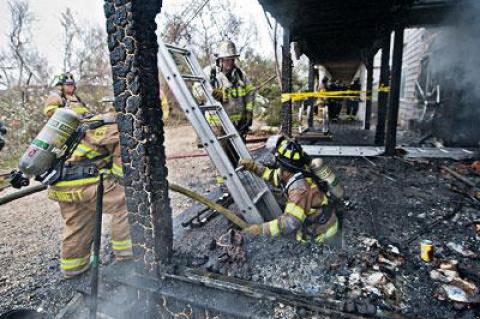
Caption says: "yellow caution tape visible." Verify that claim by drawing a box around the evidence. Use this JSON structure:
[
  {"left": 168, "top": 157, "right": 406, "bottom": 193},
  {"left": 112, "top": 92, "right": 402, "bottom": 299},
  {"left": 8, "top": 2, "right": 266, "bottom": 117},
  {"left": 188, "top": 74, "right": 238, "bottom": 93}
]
[
  {"left": 378, "top": 84, "right": 390, "bottom": 93},
  {"left": 281, "top": 86, "right": 390, "bottom": 103}
]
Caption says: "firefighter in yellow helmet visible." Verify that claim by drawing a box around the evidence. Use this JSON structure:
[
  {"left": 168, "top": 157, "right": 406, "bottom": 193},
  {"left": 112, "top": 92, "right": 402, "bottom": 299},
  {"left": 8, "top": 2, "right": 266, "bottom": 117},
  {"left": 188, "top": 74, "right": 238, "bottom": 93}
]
[
  {"left": 43, "top": 72, "right": 91, "bottom": 118},
  {"left": 47, "top": 110, "right": 132, "bottom": 278},
  {"left": 239, "top": 137, "right": 339, "bottom": 244}
]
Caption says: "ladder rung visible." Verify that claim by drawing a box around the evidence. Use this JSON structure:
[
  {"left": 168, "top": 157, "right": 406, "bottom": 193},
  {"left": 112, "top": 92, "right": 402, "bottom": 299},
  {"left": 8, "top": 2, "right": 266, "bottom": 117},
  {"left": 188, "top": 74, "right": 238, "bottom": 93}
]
[
  {"left": 165, "top": 43, "right": 189, "bottom": 55},
  {"left": 253, "top": 189, "right": 268, "bottom": 204},
  {"left": 182, "top": 75, "right": 205, "bottom": 82},
  {"left": 217, "top": 133, "right": 236, "bottom": 141},
  {"left": 199, "top": 105, "right": 219, "bottom": 111}
]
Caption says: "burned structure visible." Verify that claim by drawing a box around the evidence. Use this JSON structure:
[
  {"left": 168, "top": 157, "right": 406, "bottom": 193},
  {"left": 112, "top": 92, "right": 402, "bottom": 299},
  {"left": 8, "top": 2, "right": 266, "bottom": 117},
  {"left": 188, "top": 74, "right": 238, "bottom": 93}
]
[
  {"left": 105, "top": 0, "right": 172, "bottom": 274},
  {"left": 51, "top": 0, "right": 480, "bottom": 317},
  {"left": 261, "top": 0, "right": 479, "bottom": 152}
]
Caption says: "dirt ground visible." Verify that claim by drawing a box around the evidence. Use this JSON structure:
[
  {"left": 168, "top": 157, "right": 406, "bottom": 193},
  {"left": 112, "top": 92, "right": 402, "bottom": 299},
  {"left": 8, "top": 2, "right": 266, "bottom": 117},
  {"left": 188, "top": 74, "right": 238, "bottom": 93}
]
[
  {"left": 0, "top": 124, "right": 214, "bottom": 315},
  {"left": 2, "top": 123, "right": 480, "bottom": 318}
]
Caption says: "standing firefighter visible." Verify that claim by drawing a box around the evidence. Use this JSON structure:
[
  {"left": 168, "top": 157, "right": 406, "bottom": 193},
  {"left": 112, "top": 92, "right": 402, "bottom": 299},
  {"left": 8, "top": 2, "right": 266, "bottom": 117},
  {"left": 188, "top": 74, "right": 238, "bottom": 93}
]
[
  {"left": 198, "top": 40, "right": 255, "bottom": 139},
  {"left": 194, "top": 40, "right": 255, "bottom": 190},
  {"left": 43, "top": 72, "right": 91, "bottom": 118},
  {"left": 239, "top": 137, "right": 342, "bottom": 244},
  {"left": 13, "top": 108, "right": 132, "bottom": 278}
]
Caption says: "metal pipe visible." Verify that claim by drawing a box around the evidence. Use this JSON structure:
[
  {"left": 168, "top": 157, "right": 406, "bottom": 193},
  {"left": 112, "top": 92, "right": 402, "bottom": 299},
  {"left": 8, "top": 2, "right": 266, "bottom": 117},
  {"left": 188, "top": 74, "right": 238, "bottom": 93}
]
[
  {"left": 375, "top": 33, "right": 392, "bottom": 145},
  {"left": 385, "top": 26, "right": 404, "bottom": 155},
  {"left": 281, "top": 29, "right": 293, "bottom": 137},
  {"left": 89, "top": 174, "right": 104, "bottom": 319}
]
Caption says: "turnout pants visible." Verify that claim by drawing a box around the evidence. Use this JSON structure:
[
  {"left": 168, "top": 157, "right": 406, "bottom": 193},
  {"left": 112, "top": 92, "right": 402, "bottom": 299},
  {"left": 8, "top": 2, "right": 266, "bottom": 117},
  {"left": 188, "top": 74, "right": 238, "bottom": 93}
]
[{"left": 53, "top": 180, "right": 132, "bottom": 277}]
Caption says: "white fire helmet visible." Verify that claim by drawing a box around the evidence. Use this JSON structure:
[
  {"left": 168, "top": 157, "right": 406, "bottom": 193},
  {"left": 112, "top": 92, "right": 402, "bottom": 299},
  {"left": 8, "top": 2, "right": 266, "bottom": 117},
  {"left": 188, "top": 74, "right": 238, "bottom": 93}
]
[{"left": 215, "top": 40, "right": 240, "bottom": 60}]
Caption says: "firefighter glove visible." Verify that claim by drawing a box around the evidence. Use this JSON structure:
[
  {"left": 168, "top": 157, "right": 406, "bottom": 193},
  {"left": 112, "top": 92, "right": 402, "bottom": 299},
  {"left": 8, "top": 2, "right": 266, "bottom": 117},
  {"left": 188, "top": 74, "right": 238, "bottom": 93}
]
[
  {"left": 212, "top": 88, "right": 224, "bottom": 102},
  {"left": 10, "top": 170, "right": 29, "bottom": 189},
  {"left": 243, "top": 224, "right": 262, "bottom": 236},
  {"left": 238, "top": 158, "right": 256, "bottom": 172}
]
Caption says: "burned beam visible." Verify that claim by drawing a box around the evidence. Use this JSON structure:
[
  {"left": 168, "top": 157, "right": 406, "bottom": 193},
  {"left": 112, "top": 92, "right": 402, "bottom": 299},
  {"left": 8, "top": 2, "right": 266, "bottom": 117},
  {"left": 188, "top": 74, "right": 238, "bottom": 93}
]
[
  {"left": 104, "top": 0, "right": 173, "bottom": 275},
  {"left": 101, "top": 263, "right": 411, "bottom": 319},
  {"left": 281, "top": 28, "right": 293, "bottom": 137},
  {"left": 364, "top": 54, "right": 374, "bottom": 130},
  {"left": 385, "top": 25, "right": 404, "bottom": 156},
  {"left": 375, "top": 33, "right": 391, "bottom": 145}
]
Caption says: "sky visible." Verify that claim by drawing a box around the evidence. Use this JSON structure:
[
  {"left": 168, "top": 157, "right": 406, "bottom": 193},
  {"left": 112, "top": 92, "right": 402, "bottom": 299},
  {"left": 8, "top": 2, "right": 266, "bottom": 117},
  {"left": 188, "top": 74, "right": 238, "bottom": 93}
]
[{"left": 0, "top": 0, "right": 274, "bottom": 77}]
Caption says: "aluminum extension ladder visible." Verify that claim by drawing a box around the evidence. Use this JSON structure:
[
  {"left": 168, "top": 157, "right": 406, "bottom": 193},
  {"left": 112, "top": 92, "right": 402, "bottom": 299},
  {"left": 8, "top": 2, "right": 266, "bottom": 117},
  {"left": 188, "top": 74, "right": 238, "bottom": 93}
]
[{"left": 157, "top": 40, "right": 281, "bottom": 224}]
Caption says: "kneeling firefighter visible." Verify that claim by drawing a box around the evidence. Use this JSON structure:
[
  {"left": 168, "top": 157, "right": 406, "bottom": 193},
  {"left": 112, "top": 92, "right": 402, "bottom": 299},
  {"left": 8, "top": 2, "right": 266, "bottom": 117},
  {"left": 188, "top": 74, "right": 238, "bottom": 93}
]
[
  {"left": 11, "top": 108, "right": 132, "bottom": 278},
  {"left": 239, "top": 136, "right": 343, "bottom": 244}
]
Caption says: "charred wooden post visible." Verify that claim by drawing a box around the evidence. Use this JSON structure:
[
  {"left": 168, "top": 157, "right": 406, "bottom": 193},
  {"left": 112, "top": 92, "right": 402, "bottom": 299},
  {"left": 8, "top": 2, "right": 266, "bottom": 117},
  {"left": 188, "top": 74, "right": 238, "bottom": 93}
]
[
  {"left": 375, "top": 33, "right": 391, "bottom": 146},
  {"left": 281, "top": 29, "right": 293, "bottom": 137},
  {"left": 307, "top": 60, "right": 316, "bottom": 128},
  {"left": 364, "top": 54, "right": 374, "bottom": 130},
  {"left": 385, "top": 26, "right": 404, "bottom": 156},
  {"left": 104, "top": 0, "right": 172, "bottom": 275}
]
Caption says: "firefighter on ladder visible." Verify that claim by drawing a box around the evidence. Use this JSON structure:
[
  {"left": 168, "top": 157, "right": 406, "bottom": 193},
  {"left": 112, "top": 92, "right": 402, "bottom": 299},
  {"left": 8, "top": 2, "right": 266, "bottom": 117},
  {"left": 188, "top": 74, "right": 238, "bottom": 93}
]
[
  {"left": 43, "top": 72, "right": 91, "bottom": 118},
  {"left": 206, "top": 39, "right": 255, "bottom": 139},
  {"left": 194, "top": 39, "right": 255, "bottom": 190},
  {"left": 239, "top": 137, "right": 341, "bottom": 244}
]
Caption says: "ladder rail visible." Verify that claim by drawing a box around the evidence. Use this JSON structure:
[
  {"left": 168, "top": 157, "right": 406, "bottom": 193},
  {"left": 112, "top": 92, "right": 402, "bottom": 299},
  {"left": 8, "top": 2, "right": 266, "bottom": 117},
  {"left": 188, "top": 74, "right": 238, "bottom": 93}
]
[
  {"left": 185, "top": 51, "right": 280, "bottom": 218},
  {"left": 181, "top": 43, "right": 282, "bottom": 220},
  {"left": 158, "top": 40, "right": 282, "bottom": 222}
]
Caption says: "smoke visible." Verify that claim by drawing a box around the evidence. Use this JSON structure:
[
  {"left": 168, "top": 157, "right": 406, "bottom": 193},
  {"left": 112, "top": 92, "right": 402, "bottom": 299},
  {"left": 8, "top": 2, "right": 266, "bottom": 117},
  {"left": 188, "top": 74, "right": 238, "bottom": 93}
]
[{"left": 428, "top": 2, "right": 480, "bottom": 146}]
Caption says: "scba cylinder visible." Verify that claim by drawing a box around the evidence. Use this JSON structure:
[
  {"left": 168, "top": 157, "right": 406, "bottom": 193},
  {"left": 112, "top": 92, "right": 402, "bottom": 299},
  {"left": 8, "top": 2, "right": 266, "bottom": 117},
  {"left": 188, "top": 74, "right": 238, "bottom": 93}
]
[
  {"left": 310, "top": 158, "right": 344, "bottom": 199},
  {"left": 19, "top": 109, "right": 80, "bottom": 177}
]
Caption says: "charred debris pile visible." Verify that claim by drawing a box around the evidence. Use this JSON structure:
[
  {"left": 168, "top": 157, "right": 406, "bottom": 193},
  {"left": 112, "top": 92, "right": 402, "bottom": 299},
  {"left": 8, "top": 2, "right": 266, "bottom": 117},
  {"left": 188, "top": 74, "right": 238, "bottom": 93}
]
[{"left": 174, "top": 153, "right": 480, "bottom": 318}]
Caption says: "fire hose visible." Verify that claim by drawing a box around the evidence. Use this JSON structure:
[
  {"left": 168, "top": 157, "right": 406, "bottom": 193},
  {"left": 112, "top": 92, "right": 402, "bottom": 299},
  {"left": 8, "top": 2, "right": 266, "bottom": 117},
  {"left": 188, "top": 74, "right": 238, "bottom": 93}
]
[
  {"left": 0, "top": 178, "right": 248, "bottom": 319},
  {"left": 0, "top": 181, "right": 248, "bottom": 229}
]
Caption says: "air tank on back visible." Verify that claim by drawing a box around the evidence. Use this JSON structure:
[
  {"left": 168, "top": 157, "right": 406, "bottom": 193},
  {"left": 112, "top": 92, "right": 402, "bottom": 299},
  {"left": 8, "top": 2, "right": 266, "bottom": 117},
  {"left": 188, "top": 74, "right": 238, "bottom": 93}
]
[
  {"left": 310, "top": 158, "right": 344, "bottom": 199},
  {"left": 19, "top": 108, "right": 80, "bottom": 177}
]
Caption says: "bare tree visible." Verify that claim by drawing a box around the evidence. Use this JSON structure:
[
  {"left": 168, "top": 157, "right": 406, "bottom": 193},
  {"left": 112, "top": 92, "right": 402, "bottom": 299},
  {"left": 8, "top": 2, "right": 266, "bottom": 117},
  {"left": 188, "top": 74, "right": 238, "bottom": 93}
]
[
  {"left": 75, "top": 26, "right": 110, "bottom": 85},
  {"left": 4, "top": 0, "right": 45, "bottom": 87},
  {"left": 0, "top": 0, "right": 51, "bottom": 157},
  {"left": 160, "top": 0, "right": 257, "bottom": 63},
  {"left": 60, "top": 8, "right": 79, "bottom": 73},
  {"left": 0, "top": 0, "right": 48, "bottom": 109}
]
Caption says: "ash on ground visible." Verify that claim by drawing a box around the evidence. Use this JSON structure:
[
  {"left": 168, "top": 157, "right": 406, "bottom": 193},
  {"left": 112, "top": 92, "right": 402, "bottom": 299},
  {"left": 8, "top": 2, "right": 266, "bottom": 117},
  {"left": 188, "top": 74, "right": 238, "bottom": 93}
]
[{"left": 174, "top": 153, "right": 480, "bottom": 319}]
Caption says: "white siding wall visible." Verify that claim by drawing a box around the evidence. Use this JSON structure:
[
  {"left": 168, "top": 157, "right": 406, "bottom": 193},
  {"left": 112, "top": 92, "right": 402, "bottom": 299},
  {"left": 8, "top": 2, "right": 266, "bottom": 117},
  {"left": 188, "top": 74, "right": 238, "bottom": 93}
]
[{"left": 398, "top": 28, "right": 431, "bottom": 129}]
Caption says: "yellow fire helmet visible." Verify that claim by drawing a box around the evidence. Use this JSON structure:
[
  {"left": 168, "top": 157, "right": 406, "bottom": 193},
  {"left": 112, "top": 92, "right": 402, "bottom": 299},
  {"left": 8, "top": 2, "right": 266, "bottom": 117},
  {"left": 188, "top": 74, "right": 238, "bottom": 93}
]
[
  {"left": 274, "top": 136, "right": 310, "bottom": 171},
  {"left": 55, "top": 72, "right": 76, "bottom": 86}
]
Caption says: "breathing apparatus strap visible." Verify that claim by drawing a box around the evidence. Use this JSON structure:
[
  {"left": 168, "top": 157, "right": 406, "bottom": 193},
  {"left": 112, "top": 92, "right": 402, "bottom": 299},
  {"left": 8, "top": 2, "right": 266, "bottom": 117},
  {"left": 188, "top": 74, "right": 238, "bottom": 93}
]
[
  {"left": 210, "top": 67, "right": 218, "bottom": 88},
  {"left": 283, "top": 172, "right": 303, "bottom": 194},
  {"left": 38, "top": 120, "right": 112, "bottom": 185}
]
